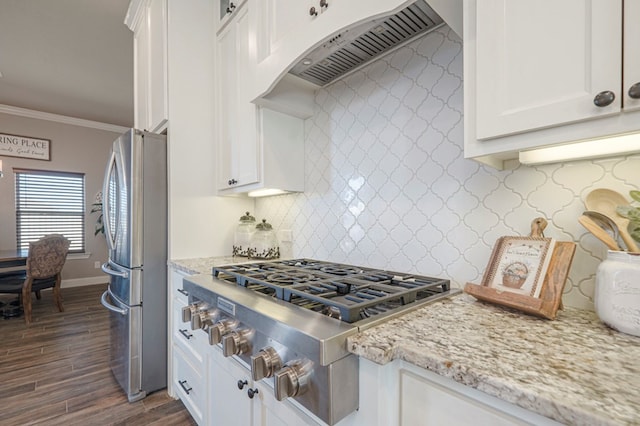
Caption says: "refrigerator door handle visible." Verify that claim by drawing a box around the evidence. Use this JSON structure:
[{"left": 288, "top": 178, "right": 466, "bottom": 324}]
[
  {"left": 102, "top": 260, "right": 129, "bottom": 279},
  {"left": 102, "top": 150, "right": 117, "bottom": 252},
  {"left": 101, "top": 290, "right": 128, "bottom": 315}
]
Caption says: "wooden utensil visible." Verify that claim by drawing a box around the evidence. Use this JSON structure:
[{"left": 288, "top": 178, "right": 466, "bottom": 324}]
[
  {"left": 578, "top": 215, "right": 621, "bottom": 251},
  {"left": 585, "top": 189, "right": 639, "bottom": 252}
]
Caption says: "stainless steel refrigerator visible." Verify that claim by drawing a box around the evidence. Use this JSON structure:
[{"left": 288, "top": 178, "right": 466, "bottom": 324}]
[{"left": 99, "top": 128, "right": 167, "bottom": 402}]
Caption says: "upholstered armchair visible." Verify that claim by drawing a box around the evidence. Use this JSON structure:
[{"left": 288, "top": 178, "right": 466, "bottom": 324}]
[{"left": 0, "top": 234, "right": 70, "bottom": 324}]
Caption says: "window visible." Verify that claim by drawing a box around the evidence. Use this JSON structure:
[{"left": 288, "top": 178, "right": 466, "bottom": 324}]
[{"left": 15, "top": 169, "right": 86, "bottom": 252}]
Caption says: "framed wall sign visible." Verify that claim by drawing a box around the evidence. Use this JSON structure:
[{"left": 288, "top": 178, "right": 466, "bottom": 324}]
[{"left": 0, "top": 132, "right": 51, "bottom": 161}]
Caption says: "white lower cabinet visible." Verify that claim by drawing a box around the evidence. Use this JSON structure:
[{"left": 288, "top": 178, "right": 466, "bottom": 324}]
[
  {"left": 342, "top": 359, "right": 563, "bottom": 426},
  {"left": 208, "top": 347, "right": 252, "bottom": 425},
  {"left": 173, "top": 344, "right": 206, "bottom": 425},
  {"left": 207, "top": 346, "right": 318, "bottom": 426}
]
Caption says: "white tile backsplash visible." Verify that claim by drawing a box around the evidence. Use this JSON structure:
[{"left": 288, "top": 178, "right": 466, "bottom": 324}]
[{"left": 256, "top": 26, "right": 640, "bottom": 310}]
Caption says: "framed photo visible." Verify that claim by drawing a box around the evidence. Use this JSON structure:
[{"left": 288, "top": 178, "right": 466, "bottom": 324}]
[{"left": 480, "top": 236, "right": 556, "bottom": 298}]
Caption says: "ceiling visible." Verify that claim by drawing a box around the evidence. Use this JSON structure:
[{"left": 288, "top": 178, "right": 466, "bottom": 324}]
[{"left": 0, "top": 0, "right": 134, "bottom": 128}]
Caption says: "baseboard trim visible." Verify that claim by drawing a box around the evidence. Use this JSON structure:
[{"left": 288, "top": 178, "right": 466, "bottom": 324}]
[{"left": 61, "top": 276, "right": 109, "bottom": 288}]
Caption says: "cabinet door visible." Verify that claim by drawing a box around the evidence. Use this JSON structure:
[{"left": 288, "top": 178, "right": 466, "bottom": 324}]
[
  {"left": 173, "top": 345, "right": 206, "bottom": 425},
  {"left": 252, "top": 381, "right": 319, "bottom": 426},
  {"left": 624, "top": 0, "right": 640, "bottom": 112},
  {"left": 475, "top": 0, "right": 622, "bottom": 140},
  {"left": 209, "top": 347, "right": 253, "bottom": 424},
  {"left": 400, "top": 370, "right": 530, "bottom": 426},
  {"left": 216, "top": 4, "right": 259, "bottom": 191}
]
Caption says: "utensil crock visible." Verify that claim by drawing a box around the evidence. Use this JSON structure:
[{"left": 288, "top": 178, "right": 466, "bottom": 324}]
[{"left": 595, "top": 250, "right": 640, "bottom": 337}]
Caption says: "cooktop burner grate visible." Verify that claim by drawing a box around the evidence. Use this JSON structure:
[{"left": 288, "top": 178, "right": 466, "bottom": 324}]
[{"left": 213, "top": 259, "right": 451, "bottom": 323}]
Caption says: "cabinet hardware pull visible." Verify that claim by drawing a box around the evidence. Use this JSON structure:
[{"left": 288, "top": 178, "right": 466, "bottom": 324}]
[
  {"left": 309, "top": 6, "right": 317, "bottom": 16},
  {"left": 177, "top": 288, "right": 189, "bottom": 296},
  {"left": 179, "top": 380, "right": 193, "bottom": 394},
  {"left": 226, "top": 2, "right": 236, "bottom": 14},
  {"left": 179, "top": 329, "right": 193, "bottom": 340},
  {"left": 320, "top": 0, "right": 328, "bottom": 8},
  {"left": 593, "top": 90, "right": 615, "bottom": 107},
  {"left": 629, "top": 82, "right": 640, "bottom": 99},
  {"left": 247, "top": 388, "right": 259, "bottom": 399},
  {"left": 237, "top": 379, "right": 248, "bottom": 390},
  {"left": 228, "top": 178, "right": 238, "bottom": 186}
]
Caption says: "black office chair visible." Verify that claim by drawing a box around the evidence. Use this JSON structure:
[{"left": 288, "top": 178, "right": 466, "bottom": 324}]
[{"left": 0, "top": 234, "right": 70, "bottom": 324}]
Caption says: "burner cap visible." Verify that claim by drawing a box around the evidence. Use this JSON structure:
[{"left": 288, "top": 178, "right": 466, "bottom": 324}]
[{"left": 266, "top": 272, "right": 315, "bottom": 284}]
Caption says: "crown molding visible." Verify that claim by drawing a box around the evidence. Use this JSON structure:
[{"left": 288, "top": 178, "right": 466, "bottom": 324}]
[{"left": 0, "top": 104, "right": 129, "bottom": 134}]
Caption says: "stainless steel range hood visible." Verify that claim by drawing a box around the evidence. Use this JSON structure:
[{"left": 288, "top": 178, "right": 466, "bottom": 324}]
[{"left": 288, "top": 1, "right": 444, "bottom": 87}]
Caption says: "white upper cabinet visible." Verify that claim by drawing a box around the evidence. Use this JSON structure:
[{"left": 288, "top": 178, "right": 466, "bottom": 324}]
[
  {"left": 216, "top": 3, "right": 260, "bottom": 191},
  {"left": 624, "top": 0, "right": 640, "bottom": 112},
  {"left": 464, "top": 0, "right": 640, "bottom": 169},
  {"left": 475, "top": 0, "right": 621, "bottom": 140},
  {"left": 127, "top": 0, "right": 168, "bottom": 133},
  {"left": 215, "top": 0, "right": 305, "bottom": 196}
]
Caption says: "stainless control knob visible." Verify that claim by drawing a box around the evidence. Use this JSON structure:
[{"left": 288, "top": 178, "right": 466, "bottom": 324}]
[
  {"left": 274, "top": 360, "right": 312, "bottom": 401},
  {"left": 251, "top": 347, "right": 282, "bottom": 381},
  {"left": 189, "top": 305, "right": 212, "bottom": 330},
  {"left": 192, "top": 309, "right": 219, "bottom": 330},
  {"left": 182, "top": 302, "right": 206, "bottom": 324},
  {"left": 207, "top": 319, "right": 238, "bottom": 345},
  {"left": 222, "top": 328, "right": 253, "bottom": 357}
]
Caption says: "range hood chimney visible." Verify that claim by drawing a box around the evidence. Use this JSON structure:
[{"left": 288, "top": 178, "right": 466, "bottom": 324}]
[{"left": 288, "top": 1, "right": 444, "bottom": 87}]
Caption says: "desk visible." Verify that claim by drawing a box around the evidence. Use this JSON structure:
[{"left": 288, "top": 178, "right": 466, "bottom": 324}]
[{"left": 0, "top": 249, "right": 28, "bottom": 269}]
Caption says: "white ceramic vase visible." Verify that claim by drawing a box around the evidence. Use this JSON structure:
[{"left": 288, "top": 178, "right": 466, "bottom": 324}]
[{"left": 595, "top": 250, "right": 640, "bottom": 337}]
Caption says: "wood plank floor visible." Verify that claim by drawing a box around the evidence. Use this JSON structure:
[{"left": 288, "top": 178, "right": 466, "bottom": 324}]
[{"left": 0, "top": 284, "right": 196, "bottom": 426}]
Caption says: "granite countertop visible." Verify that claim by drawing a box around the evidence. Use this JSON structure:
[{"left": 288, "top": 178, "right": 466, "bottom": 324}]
[
  {"left": 168, "top": 256, "right": 240, "bottom": 275},
  {"left": 347, "top": 294, "right": 640, "bottom": 425}
]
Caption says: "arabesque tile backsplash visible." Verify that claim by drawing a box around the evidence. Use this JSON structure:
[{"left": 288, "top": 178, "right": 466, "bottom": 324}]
[{"left": 255, "top": 26, "right": 640, "bottom": 310}]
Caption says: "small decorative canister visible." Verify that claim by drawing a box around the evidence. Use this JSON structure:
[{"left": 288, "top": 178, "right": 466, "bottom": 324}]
[
  {"left": 233, "top": 212, "right": 256, "bottom": 257},
  {"left": 595, "top": 251, "right": 640, "bottom": 337},
  {"left": 249, "top": 219, "right": 280, "bottom": 259}
]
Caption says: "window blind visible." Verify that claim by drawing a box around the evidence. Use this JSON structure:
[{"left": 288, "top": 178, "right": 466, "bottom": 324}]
[{"left": 15, "top": 169, "right": 86, "bottom": 252}]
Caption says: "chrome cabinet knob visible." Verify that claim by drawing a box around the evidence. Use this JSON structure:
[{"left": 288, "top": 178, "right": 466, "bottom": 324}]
[
  {"left": 273, "top": 360, "right": 312, "bottom": 401},
  {"left": 207, "top": 319, "right": 238, "bottom": 345},
  {"left": 222, "top": 328, "right": 252, "bottom": 357},
  {"left": 629, "top": 82, "right": 640, "bottom": 99},
  {"left": 593, "top": 90, "right": 616, "bottom": 107},
  {"left": 309, "top": 6, "right": 317, "bottom": 16},
  {"left": 251, "top": 347, "right": 282, "bottom": 381},
  {"left": 320, "top": 0, "right": 328, "bottom": 8}
]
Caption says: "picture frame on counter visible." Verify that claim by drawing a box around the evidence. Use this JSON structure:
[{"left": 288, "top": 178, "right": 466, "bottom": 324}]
[
  {"left": 481, "top": 236, "right": 556, "bottom": 298},
  {"left": 464, "top": 236, "right": 576, "bottom": 320}
]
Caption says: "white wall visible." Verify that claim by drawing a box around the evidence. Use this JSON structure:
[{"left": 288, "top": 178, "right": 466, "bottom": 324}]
[{"left": 256, "top": 26, "right": 640, "bottom": 310}]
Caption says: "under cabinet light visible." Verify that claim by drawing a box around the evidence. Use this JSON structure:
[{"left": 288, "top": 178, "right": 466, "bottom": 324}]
[
  {"left": 519, "top": 132, "right": 640, "bottom": 165},
  {"left": 248, "top": 188, "right": 289, "bottom": 197}
]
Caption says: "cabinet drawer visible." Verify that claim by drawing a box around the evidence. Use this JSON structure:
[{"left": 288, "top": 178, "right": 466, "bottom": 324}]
[
  {"left": 173, "top": 302, "right": 209, "bottom": 367},
  {"left": 173, "top": 344, "right": 206, "bottom": 425}
]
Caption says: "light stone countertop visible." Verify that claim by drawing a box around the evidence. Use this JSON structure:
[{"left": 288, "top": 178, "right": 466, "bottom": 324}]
[
  {"left": 347, "top": 294, "right": 640, "bottom": 426},
  {"left": 169, "top": 258, "right": 639, "bottom": 425},
  {"left": 168, "top": 256, "right": 241, "bottom": 276}
]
